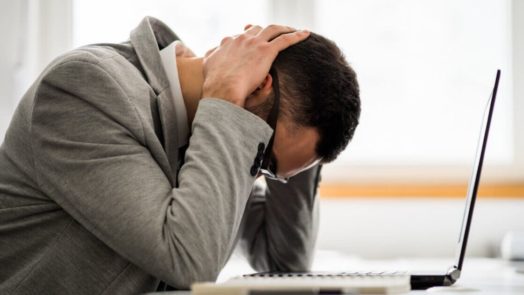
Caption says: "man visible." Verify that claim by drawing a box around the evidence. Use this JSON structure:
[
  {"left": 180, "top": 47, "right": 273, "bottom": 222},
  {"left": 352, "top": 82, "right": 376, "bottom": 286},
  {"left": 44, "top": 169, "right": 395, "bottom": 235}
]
[{"left": 0, "top": 17, "right": 360, "bottom": 294}]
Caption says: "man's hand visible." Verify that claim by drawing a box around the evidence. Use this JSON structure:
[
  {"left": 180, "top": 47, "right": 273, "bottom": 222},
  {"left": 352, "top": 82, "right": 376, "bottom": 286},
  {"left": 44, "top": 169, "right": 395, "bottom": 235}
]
[{"left": 202, "top": 25, "right": 310, "bottom": 107}]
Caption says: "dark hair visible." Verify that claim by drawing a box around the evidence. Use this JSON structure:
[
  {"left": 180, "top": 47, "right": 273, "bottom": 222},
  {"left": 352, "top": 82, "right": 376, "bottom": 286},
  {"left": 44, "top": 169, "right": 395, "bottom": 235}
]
[{"left": 267, "top": 32, "right": 361, "bottom": 163}]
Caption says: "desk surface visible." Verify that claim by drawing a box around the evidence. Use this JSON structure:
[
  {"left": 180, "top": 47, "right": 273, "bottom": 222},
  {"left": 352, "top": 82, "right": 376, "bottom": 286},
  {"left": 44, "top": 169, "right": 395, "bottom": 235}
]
[{"left": 146, "top": 251, "right": 524, "bottom": 295}]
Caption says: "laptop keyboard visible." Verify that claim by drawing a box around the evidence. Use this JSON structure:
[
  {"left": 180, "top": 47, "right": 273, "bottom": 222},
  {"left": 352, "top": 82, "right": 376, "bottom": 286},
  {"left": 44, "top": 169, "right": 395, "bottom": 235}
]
[{"left": 243, "top": 271, "right": 408, "bottom": 279}]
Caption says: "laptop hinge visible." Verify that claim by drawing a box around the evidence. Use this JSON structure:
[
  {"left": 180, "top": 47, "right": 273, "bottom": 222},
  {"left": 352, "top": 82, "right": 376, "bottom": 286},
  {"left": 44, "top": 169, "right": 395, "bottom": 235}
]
[{"left": 444, "top": 266, "right": 461, "bottom": 285}]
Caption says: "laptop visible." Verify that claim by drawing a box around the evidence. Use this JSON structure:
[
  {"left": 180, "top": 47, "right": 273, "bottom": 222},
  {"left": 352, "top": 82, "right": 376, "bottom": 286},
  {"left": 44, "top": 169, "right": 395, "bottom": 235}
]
[{"left": 191, "top": 70, "right": 501, "bottom": 294}]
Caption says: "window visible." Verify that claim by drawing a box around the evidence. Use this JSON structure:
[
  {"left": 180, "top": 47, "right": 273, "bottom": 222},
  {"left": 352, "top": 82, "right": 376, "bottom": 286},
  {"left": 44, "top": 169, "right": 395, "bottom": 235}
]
[
  {"left": 312, "top": 0, "right": 516, "bottom": 183},
  {"left": 2, "top": 0, "right": 520, "bottom": 184},
  {"left": 72, "top": 0, "right": 519, "bottom": 183},
  {"left": 73, "top": 0, "right": 270, "bottom": 56}
]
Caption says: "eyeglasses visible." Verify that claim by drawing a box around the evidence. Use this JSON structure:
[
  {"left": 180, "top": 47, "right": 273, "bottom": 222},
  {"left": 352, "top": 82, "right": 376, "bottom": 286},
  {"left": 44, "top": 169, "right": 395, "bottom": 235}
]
[{"left": 259, "top": 67, "right": 289, "bottom": 183}]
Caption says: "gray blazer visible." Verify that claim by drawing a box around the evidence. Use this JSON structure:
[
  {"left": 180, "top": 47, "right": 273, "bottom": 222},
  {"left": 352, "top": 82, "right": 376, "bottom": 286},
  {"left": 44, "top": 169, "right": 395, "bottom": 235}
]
[{"left": 0, "top": 17, "right": 321, "bottom": 294}]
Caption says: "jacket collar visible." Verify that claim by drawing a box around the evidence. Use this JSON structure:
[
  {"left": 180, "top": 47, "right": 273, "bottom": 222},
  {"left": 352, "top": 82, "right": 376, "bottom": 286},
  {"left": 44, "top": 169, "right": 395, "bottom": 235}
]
[
  {"left": 130, "top": 17, "right": 182, "bottom": 184},
  {"left": 130, "top": 16, "right": 180, "bottom": 94}
]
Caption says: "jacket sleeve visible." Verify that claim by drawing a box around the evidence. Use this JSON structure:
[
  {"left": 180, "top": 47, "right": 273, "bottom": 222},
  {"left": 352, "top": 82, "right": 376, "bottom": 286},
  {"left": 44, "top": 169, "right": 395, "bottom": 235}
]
[
  {"left": 237, "top": 165, "right": 322, "bottom": 272},
  {"left": 30, "top": 56, "right": 273, "bottom": 288}
]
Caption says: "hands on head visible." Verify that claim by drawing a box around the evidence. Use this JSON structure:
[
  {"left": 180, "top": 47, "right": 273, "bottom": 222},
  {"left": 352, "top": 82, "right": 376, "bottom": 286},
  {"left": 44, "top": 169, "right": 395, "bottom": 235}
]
[{"left": 201, "top": 24, "right": 310, "bottom": 107}]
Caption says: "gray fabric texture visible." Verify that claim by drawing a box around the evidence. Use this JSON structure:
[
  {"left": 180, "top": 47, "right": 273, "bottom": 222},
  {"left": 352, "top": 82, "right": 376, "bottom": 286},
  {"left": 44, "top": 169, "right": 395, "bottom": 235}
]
[{"left": 0, "top": 17, "right": 321, "bottom": 294}]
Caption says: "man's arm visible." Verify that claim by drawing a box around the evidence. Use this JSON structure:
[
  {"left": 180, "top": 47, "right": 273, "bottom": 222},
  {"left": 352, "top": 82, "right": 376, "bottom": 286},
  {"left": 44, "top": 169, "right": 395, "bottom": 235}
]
[
  {"left": 238, "top": 165, "right": 322, "bottom": 272},
  {"left": 31, "top": 55, "right": 273, "bottom": 289}
]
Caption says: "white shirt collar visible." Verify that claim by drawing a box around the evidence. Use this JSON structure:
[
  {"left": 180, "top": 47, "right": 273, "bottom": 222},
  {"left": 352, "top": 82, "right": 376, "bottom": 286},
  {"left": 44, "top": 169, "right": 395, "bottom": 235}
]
[{"left": 159, "top": 42, "right": 189, "bottom": 148}]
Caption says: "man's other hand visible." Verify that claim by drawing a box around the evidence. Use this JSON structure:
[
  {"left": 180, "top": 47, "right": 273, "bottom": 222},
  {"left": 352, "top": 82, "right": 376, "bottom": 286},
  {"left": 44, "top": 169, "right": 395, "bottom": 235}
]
[{"left": 202, "top": 24, "right": 310, "bottom": 107}]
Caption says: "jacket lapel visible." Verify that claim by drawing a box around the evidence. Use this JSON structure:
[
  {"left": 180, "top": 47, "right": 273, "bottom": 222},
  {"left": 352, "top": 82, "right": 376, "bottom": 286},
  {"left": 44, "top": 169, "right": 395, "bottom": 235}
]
[{"left": 130, "top": 17, "right": 182, "bottom": 184}]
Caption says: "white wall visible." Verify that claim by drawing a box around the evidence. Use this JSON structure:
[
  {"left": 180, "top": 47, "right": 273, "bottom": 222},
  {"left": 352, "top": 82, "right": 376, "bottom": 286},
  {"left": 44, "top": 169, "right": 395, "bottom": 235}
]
[
  {"left": 317, "top": 198, "right": 524, "bottom": 259},
  {"left": 513, "top": 0, "right": 524, "bottom": 176}
]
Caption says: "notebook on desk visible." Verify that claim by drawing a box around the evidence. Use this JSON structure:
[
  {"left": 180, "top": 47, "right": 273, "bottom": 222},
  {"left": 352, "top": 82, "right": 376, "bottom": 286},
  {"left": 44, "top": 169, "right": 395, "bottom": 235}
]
[{"left": 191, "top": 70, "right": 501, "bottom": 295}]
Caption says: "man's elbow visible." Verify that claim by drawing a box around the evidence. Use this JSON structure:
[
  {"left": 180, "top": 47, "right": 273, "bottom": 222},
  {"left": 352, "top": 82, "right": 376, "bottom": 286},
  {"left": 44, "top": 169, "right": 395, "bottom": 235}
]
[
  {"left": 169, "top": 264, "right": 220, "bottom": 289},
  {"left": 164, "top": 245, "right": 223, "bottom": 289},
  {"left": 250, "top": 250, "right": 313, "bottom": 273}
]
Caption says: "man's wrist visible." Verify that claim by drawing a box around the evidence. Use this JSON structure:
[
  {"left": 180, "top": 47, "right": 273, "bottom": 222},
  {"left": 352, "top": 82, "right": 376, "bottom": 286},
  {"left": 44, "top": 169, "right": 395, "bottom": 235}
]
[{"left": 202, "top": 79, "right": 245, "bottom": 107}]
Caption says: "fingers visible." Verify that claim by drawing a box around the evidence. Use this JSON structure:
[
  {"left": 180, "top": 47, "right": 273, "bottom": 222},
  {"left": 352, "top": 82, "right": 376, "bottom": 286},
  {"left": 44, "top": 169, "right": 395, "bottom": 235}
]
[
  {"left": 257, "top": 24, "right": 296, "bottom": 41},
  {"left": 217, "top": 24, "right": 309, "bottom": 58},
  {"left": 244, "top": 25, "right": 262, "bottom": 35},
  {"left": 270, "top": 30, "right": 310, "bottom": 52},
  {"left": 204, "top": 46, "right": 217, "bottom": 58},
  {"left": 220, "top": 36, "right": 233, "bottom": 46}
]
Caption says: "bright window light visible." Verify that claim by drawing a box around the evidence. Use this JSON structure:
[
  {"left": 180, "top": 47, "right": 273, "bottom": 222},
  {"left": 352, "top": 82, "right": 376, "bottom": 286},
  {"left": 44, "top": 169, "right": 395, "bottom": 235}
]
[
  {"left": 72, "top": 0, "right": 515, "bottom": 181},
  {"left": 314, "top": 0, "right": 513, "bottom": 166}
]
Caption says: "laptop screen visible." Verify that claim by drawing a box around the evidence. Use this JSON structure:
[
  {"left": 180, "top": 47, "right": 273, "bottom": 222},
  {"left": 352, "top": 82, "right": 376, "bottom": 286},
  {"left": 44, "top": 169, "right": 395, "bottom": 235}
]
[{"left": 455, "top": 70, "right": 501, "bottom": 270}]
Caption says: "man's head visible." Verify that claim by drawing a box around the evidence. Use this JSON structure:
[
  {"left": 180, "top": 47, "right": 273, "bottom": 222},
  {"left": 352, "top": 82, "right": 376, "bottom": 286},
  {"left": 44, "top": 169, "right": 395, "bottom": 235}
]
[{"left": 245, "top": 32, "right": 361, "bottom": 179}]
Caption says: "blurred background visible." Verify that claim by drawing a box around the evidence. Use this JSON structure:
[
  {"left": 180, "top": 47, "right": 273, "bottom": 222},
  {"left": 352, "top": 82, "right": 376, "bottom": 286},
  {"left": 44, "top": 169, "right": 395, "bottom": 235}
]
[{"left": 0, "top": 0, "right": 523, "bottom": 260}]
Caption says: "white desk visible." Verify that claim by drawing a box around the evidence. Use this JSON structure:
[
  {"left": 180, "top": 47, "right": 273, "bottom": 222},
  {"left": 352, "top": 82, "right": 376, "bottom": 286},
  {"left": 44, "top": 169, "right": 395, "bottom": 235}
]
[
  {"left": 407, "top": 258, "right": 524, "bottom": 294},
  {"left": 146, "top": 251, "right": 524, "bottom": 294}
]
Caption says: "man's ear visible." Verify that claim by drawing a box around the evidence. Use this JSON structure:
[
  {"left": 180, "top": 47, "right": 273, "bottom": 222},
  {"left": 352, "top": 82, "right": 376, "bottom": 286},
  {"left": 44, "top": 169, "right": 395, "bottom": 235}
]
[
  {"left": 245, "top": 73, "right": 273, "bottom": 108},
  {"left": 257, "top": 73, "right": 273, "bottom": 93}
]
